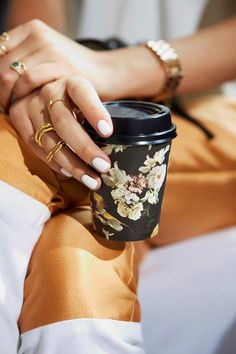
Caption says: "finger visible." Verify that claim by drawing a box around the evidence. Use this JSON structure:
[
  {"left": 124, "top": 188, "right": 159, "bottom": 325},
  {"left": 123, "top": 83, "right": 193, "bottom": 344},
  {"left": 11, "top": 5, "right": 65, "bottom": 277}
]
[
  {"left": 49, "top": 100, "right": 111, "bottom": 173},
  {"left": 40, "top": 80, "right": 111, "bottom": 173},
  {"left": 8, "top": 94, "right": 60, "bottom": 172},
  {"left": 29, "top": 95, "right": 101, "bottom": 189},
  {"left": 0, "top": 19, "right": 47, "bottom": 52},
  {"left": 67, "top": 77, "right": 113, "bottom": 137},
  {"left": 14, "top": 61, "right": 71, "bottom": 99},
  {"left": 0, "top": 35, "right": 48, "bottom": 108}
]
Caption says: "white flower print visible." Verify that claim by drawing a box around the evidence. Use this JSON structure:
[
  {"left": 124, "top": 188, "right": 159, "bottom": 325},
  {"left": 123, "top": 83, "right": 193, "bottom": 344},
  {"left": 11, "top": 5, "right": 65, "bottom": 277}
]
[
  {"left": 102, "top": 228, "right": 114, "bottom": 240},
  {"left": 111, "top": 187, "right": 139, "bottom": 205},
  {"left": 102, "top": 162, "right": 128, "bottom": 188},
  {"left": 117, "top": 201, "right": 129, "bottom": 218},
  {"left": 101, "top": 145, "right": 129, "bottom": 155},
  {"left": 117, "top": 201, "right": 144, "bottom": 220},
  {"left": 139, "top": 144, "right": 170, "bottom": 173},
  {"left": 153, "top": 145, "right": 170, "bottom": 165},
  {"left": 138, "top": 155, "right": 156, "bottom": 173},
  {"left": 142, "top": 190, "right": 159, "bottom": 204},
  {"left": 128, "top": 202, "right": 144, "bottom": 221},
  {"left": 147, "top": 164, "right": 166, "bottom": 191}
]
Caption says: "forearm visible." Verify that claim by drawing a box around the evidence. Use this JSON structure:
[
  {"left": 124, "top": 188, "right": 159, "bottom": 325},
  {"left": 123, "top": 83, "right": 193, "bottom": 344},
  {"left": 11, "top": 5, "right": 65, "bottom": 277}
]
[
  {"left": 173, "top": 16, "right": 236, "bottom": 95},
  {"left": 6, "top": 0, "right": 66, "bottom": 32},
  {"left": 102, "top": 16, "right": 236, "bottom": 99}
]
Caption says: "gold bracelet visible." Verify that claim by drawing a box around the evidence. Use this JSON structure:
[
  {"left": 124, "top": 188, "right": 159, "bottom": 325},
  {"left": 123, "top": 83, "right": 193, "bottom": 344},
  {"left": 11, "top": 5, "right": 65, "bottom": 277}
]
[{"left": 145, "top": 40, "right": 183, "bottom": 102}]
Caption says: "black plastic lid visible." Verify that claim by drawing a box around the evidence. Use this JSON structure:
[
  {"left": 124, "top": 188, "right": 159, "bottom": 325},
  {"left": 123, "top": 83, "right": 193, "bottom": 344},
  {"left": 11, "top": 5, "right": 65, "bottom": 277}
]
[{"left": 83, "top": 100, "right": 176, "bottom": 145}]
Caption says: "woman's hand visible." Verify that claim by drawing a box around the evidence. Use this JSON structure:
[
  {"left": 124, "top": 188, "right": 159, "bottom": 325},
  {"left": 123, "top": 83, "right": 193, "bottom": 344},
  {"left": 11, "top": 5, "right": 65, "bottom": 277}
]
[
  {"left": 9, "top": 76, "right": 113, "bottom": 190},
  {"left": 0, "top": 19, "right": 166, "bottom": 113},
  {"left": 0, "top": 20, "right": 114, "bottom": 111}
]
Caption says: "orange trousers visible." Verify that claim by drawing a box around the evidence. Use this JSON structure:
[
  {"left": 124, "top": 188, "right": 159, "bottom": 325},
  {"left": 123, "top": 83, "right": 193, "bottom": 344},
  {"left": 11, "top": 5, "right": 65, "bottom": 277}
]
[{"left": 0, "top": 94, "right": 235, "bottom": 353}]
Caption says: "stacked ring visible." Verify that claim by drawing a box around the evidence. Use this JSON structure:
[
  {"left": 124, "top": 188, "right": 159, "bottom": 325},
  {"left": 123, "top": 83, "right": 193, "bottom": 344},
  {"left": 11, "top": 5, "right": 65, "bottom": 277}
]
[
  {"left": 0, "top": 32, "right": 10, "bottom": 41},
  {"left": 46, "top": 140, "right": 66, "bottom": 163},
  {"left": 10, "top": 60, "right": 27, "bottom": 76},
  {"left": 34, "top": 122, "right": 55, "bottom": 147},
  {"left": 0, "top": 44, "right": 7, "bottom": 57}
]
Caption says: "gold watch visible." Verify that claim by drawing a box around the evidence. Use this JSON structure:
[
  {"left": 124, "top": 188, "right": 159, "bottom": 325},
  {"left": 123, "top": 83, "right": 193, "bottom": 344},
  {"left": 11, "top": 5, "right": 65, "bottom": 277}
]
[{"left": 146, "top": 39, "right": 183, "bottom": 102}]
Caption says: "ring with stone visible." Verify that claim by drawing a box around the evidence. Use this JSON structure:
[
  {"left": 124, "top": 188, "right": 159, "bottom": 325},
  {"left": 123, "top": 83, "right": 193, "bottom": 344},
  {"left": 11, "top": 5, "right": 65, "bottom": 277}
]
[{"left": 10, "top": 60, "right": 27, "bottom": 76}]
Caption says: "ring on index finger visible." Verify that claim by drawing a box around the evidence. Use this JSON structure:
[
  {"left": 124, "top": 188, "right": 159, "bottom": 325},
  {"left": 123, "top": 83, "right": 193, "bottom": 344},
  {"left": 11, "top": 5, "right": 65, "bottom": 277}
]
[
  {"left": 48, "top": 98, "right": 79, "bottom": 120},
  {"left": 10, "top": 60, "right": 27, "bottom": 76}
]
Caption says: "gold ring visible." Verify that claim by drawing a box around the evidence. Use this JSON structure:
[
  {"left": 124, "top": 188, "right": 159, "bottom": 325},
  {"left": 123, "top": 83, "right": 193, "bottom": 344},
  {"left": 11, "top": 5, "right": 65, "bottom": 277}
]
[
  {"left": 10, "top": 60, "right": 27, "bottom": 76},
  {"left": 48, "top": 98, "right": 68, "bottom": 111},
  {"left": 34, "top": 122, "right": 55, "bottom": 147},
  {"left": 0, "top": 44, "right": 7, "bottom": 57},
  {"left": 0, "top": 32, "right": 10, "bottom": 41},
  {"left": 48, "top": 98, "right": 80, "bottom": 120},
  {"left": 46, "top": 140, "right": 66, "bottom": 163}
]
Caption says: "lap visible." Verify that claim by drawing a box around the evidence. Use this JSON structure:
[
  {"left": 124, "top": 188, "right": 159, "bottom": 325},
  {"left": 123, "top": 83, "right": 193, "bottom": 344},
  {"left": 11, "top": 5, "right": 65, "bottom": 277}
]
[{"left": 0, "top": 114, "right": 143, "bottom": 353}]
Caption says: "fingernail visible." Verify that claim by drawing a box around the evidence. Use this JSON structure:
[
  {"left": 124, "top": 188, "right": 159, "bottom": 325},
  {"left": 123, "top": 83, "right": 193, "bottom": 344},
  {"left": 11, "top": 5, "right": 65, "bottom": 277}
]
[
  {"left": 92, "top": 157, "right": 110, "bottom": 172},
  {"left": 60, "top": 168, "right": 72, "bottom": 177},
  {"left": 97, "top": 119, "right": 112, "bottom": 136},
  {"left": 81, "top": 175, "right": 98, "bottom": 190}
]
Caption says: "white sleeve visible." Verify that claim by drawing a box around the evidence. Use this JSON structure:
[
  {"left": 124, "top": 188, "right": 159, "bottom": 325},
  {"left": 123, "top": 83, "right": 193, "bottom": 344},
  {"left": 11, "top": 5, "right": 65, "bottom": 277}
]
[{"left": 0, "top": 181, "right": 50, "bottom": 354}]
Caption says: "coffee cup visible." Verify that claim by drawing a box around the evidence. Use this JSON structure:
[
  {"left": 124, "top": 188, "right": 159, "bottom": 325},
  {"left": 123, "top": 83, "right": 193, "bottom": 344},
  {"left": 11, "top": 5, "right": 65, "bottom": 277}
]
[{"left": 83, "top": 100, "right": 176, "bottom": 241}]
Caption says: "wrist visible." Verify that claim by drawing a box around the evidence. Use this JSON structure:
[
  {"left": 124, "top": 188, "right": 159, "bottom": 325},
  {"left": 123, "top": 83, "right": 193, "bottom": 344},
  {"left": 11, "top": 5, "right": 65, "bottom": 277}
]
[{"left": 95, "top": 46, "right": 166, "bottom": 100}]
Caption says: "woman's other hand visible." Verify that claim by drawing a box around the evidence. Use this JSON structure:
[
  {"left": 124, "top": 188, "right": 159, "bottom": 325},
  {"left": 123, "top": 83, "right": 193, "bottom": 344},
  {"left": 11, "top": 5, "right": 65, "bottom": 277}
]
[
  {"left": 0, "top": 20, "right": 115, "bottom": 111},
  {"left": 0, "top": 19, "right": 166, "bottom": 113}
]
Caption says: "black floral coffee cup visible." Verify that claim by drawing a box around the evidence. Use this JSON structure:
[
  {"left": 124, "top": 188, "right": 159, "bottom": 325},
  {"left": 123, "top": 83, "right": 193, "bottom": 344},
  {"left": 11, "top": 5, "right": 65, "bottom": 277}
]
[{"left": 83, "top": 101, "right": 176, "bottom": 242}]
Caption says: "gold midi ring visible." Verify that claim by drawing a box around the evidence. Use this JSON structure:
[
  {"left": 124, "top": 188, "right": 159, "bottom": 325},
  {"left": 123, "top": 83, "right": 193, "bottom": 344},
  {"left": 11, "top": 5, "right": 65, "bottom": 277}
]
[
  {"left": 0, "top": 32, "right": 10, "bottom": 41},
  {"left": 46, "top": 140, "right": 66, "bottom": 163},
  {"left": 0, "top": 44, "right": 7, "bottom": 57},
  {"left": 34, "top": 122, "right": 55, "bottom": 147},
  {"left": 48, "top": 98, "right": 68, "bottom": 111},
  {"left": 10, "top": 60, "right": 27, "bottom": 76},
  {"left": 48, "top": 98, "right": 79, "bottom": 120}
]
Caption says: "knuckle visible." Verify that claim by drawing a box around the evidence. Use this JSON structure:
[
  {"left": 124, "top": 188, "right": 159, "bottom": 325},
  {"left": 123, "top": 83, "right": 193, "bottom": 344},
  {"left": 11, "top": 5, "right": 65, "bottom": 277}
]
[
  {"left": 40, "top": 83, "right": 55, "bottom": 99},
  {"left": 1, "top": 72, "right": 14, "bottom": 87},
  {"left": 70, "top": 166, "right": 83, "bottom": 180},
  {"left": 74, "top": 143, "right": 88, "bottom": 160},
  {"left": 68, "top": 77, "right": 92, "bottom": 95},
  {"left": 23, "top": 71, "right": 36, "bottom": 86},
  {"left": 29, "top": 19, "right": 44, "bottom": 31}
]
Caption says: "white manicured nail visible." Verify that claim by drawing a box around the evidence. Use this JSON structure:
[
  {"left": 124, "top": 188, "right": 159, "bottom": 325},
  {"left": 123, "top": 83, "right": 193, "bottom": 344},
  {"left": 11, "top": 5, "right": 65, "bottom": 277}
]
[
  {"left": 97, "top": 120, "right": 112, "bottom": 136},
  {"left": 60, "top": 168, "right": 72, "bottom": 177},
  {"left": 92, "top": 157, "right": 110, "bottom": 172},
  {"left": 81, "top": 175, "right": 98, "bottom": 190}
]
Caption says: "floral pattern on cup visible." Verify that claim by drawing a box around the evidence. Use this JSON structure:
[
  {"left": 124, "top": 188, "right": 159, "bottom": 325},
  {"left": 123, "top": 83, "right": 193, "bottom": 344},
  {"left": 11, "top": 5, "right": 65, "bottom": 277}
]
[
  {"left": 101, "top": 144, "right": 130, "bottom": 155},
  {"left": 101, "top": 145, "right": 169, "bottom": 221},
  {"left": 90, "top": 143, "right": 171, "bottom": 241}
]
